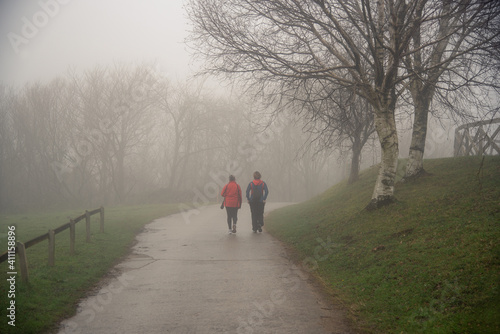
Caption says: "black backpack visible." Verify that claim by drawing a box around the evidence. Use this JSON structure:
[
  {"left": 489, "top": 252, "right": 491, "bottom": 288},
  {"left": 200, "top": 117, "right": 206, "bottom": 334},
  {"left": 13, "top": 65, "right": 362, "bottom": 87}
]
[{"left": 251, "top": 182, "right": 264, "bottom": 202}]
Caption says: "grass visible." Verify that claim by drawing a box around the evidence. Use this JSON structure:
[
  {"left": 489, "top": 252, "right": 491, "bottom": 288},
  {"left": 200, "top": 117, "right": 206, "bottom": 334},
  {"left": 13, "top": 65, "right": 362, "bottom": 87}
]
[
  {"left": 266, "top": 156, "right": 500, "bottom": 334},
  {"left": 0, "top": 203, "right": 184, "bottom": 334}
]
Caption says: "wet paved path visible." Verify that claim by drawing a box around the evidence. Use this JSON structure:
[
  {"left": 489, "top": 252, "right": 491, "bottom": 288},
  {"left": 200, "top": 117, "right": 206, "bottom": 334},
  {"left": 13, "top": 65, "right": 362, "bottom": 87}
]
[{"left": 58, "top": 203, "right": 353, "bottom": 334}]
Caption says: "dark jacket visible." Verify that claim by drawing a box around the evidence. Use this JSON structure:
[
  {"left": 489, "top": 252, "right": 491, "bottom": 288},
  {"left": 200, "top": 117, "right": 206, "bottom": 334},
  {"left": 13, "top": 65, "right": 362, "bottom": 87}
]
[{"left": 246, "top": 179, "right": 269, "bottom": 202}]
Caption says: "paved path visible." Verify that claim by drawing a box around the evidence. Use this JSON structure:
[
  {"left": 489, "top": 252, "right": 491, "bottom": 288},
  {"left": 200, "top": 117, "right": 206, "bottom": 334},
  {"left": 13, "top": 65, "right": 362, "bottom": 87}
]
[{"left": 58, "top": 203, "right": 353, "bottom": 334}]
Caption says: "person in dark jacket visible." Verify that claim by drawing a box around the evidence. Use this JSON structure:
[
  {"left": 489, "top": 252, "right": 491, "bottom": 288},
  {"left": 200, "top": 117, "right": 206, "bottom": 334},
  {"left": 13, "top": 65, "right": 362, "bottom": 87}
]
[
  {"left": 246, "top": 171, "right": 269, "bottom": 233},
  {"left": 221, "top": 175, "right": 242, "bottom": 234}
]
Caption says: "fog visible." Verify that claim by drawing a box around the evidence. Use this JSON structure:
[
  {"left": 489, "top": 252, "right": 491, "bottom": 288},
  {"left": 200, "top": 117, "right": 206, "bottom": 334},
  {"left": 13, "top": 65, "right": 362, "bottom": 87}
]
[
  {"left": 0, "top": 0, "right": 190, "bottom": 84},
  {"left": 0, "top": 1, "right": 461, "bottom": 213},
  {"left": 0, "top": 1, "right": 343, "bottom": 211}
]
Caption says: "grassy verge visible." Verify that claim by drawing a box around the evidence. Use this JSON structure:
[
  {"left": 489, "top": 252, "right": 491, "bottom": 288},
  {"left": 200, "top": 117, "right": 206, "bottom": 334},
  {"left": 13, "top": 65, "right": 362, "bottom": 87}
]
[
  {"left": 0, "top": 203, "right": 184, "bottom": 334},
  {"left": 266, "top": 156, "right": 500, "bottom": 333}
]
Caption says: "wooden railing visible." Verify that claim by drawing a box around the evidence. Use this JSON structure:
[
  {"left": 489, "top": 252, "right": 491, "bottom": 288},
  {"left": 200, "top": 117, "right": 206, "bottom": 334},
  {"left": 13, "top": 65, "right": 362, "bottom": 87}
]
[
  {"left": 454, "top": 118, "right": 500, "bottom": 156},
  {"left": 0, "top": 207, "right": 104, "bottom": 283}
]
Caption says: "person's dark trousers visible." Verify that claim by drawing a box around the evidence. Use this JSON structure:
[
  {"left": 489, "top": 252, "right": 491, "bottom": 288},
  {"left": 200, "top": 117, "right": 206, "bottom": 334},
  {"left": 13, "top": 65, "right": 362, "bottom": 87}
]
[
  {"left": 250, "top": 202, "right": 265, "bottom": 231},
  {"left": 226, "top": 207, "right": 238, "bottom": 229}
]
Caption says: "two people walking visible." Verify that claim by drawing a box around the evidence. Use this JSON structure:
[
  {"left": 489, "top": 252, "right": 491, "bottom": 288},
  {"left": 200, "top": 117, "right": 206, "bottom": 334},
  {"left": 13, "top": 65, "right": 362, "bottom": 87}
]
[{"left": 220, "top": 171, "right": 269, "bottom": 234}]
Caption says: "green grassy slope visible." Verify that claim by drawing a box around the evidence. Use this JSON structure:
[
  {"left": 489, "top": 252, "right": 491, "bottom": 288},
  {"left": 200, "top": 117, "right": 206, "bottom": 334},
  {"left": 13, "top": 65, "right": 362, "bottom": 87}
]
[{"left": 266, "top": 156, "right": 500, "bottom": 333}]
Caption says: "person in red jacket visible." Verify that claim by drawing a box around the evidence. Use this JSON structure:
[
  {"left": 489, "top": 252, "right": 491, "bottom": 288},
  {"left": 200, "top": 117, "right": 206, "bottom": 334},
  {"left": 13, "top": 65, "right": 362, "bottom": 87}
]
[{"left": 221, "top": 175, "right": 242, "bottom": 234}]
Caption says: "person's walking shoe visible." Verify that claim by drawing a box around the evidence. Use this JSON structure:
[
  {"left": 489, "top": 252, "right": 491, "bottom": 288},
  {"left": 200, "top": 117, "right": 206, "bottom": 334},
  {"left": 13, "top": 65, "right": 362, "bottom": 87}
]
[
  {"left": 258, "top": 227, "right": 262, "bottom": 233},
  {"left": 232, "top": 224, "right": 237, "bottom": 233},
  {"left": 228, "top": 229, "right": 233, "bottom": 234}
]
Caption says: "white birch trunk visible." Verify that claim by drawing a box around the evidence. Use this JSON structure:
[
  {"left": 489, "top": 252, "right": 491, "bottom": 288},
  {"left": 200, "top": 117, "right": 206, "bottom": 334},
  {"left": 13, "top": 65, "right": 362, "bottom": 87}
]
[
  {"left": 404, "top": 96, "right": 429, "bottom": 179},
  {"left": 367, "top": 110, "right": 399, "bottom": 210}
]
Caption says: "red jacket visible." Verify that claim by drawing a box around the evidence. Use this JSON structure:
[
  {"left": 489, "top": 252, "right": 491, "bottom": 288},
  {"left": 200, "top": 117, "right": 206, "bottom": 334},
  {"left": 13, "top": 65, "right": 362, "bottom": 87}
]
[{"left": 221, "top": 181, "right": 242, "bottom": 208}]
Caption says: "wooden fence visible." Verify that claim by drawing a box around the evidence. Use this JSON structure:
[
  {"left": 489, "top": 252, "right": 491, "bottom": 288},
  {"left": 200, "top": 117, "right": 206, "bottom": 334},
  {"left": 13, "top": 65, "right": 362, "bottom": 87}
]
[
  {"left": 454, "top": 118, "right": 500, "bottom": 156},
  {"left": 0, "top": 207, "right": 104, "bottom": 283}
]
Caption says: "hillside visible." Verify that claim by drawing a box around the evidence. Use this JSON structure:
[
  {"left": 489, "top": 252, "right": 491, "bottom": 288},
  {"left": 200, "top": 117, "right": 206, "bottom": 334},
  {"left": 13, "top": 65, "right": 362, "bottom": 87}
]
[{"left": 266, "top": 156, "right": 500, "bottom": 333}]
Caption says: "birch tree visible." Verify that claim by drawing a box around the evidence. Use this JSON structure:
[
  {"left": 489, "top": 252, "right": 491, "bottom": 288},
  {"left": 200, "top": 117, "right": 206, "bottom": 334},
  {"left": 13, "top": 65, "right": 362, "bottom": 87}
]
[
  {"left": 188, "top": 0, "right": 424, "bottom": 208},
  {"left": 403, "top": 0, "right": 500, "bottom": 180}
]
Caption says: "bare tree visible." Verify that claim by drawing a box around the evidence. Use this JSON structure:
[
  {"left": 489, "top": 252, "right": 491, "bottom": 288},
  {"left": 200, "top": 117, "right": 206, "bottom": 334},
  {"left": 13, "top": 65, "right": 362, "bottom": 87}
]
[
  {"left": 402, "top": 0, "right": 500, "bottom": 180},
  {"left": 294, "top": 82, "right": 376, "bottom": 184},
  {"left": 153, "top": 79, "right": 219, "bottom": 193},
  {"left": 188, "top": 0, "right": 429, "bottom": 208},
  {"left": 69, "top": 65, "right": 158, "bottom": 204},
  {"left": 106, "top": 65, "right": 157, "bottom": 202},
  {"left": 0, "top": 79, "right": 74, "bottom": 209},
  {"left": 0, "top": 85, "right": 16, "bottom": 210}
]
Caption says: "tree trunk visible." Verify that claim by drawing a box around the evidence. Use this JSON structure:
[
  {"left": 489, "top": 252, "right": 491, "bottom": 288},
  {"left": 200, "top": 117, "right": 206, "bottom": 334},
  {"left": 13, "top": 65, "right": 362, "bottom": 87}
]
[
  {"left": 404, "top": 0, "right": 451, "bottom": 181},
  {"left": 404, "top": 94, "right": 430, "bottom": 180},
  {"left": 348, "top": 138, "right": 362, "bottom": 184},
  {"left": 366, "top": 110, "right": 399, "bottom": 210},
  {"left": 115, "top": 145, "right": 125, "bottom": 203}
]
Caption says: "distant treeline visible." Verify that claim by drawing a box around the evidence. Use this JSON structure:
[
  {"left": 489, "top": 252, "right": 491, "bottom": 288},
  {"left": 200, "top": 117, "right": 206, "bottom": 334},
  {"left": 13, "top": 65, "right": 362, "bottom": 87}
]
[{"left": 0, "top": 64, "right": 355, "bottom": 212}]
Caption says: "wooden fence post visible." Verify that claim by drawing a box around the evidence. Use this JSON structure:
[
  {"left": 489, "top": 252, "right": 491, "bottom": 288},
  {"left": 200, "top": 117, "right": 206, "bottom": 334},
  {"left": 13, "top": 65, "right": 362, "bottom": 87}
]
[
  {"left": 48, "top": 230, "right": 55, "bottom": 267},
  {"left": 100, "top": 206, "right": 104, "bottom": 233},
  {"left": 85, "top": 210, "right": 91, "bottom": 243},
  {"left": 16, "top": 242, "right": 29, "bottom": 283},
  {"left": 70, "top": 219, "right": 76, "bottom": 255}
]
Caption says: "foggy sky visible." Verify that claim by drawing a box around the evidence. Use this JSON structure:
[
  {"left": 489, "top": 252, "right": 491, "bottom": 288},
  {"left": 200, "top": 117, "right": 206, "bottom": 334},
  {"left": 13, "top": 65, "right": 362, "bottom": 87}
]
[{"left": 0, "top": 0, "right": 193, "bottom": 86}]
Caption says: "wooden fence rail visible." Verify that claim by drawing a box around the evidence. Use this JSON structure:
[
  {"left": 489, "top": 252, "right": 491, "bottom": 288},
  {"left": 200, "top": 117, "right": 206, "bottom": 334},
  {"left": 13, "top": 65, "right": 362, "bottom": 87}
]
[
  {"left": 454, "top": 118, "right": 500, "bottom": 156},
  {"left": 0, "top": 207, "right": 104, "bottom": 283}
]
